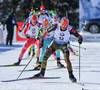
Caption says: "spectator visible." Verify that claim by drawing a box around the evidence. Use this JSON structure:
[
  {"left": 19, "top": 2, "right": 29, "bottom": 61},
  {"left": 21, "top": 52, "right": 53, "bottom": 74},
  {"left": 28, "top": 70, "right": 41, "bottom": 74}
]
[{"left": 3, "top": 11, "right": 18, "bottom": 45}]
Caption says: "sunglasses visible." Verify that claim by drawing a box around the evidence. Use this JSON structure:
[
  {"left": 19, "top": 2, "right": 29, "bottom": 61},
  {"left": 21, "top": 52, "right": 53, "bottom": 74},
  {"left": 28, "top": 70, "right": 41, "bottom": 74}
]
[
  {"left": 42, "top": 20, "right": 48, "bottom": 23},
  {"left": 40, "top": 8, "right": 46, "bottom": 10},
  {"left": 62, "top": 18, "right": 69, "bottom": 21}
]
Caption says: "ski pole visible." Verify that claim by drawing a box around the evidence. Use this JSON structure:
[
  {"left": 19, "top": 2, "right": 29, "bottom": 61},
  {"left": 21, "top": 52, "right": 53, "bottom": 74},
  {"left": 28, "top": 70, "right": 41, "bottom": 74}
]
[
  {"left": 79, "top": 44, "right": 81, "bottom": 81},
  {"left": 71, "top": 48, "right": 78, "bottom": 52},
  {"left": 17, "top": 49, "right": 39, "bottom": 79},
  {"left": 70, "top": 44, "right": 86, "bottom": 50}
]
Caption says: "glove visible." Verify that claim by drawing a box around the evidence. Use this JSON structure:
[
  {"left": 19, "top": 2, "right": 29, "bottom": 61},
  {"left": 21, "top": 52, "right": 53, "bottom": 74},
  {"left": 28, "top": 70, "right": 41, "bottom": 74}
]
[
  {"left": 32, "top": 52, "right": 35, "bottom": 57},
  {"left": 18, "top": 29, "right": 22, "bottom": 32},
  {"left": 39, "top": 40, "right": 44, "bottom": 48},
  {"left": 78, "top": 39, "right": 83, "bottom": 44},
  {"left": 25, "top": 34, "right": 30, "bottom": 39}
]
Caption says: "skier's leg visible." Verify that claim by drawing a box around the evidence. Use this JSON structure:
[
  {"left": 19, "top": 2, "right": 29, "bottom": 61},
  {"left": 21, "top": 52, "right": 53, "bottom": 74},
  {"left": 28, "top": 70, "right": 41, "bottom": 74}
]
[
  {"left": 34, "top": 39, "right": 52, "bottom": 70},
  {"left": 14, "top": 38, "right": 35, "bottom": 65},
  {"left": 32, "top": 40, "right": 59, "bottom": 78},
  {"left": 61, "top": 44, "right": 77, "bottom": 82},
  {"left": 55, "top": 49, "right": 65, "bottom": 68}
]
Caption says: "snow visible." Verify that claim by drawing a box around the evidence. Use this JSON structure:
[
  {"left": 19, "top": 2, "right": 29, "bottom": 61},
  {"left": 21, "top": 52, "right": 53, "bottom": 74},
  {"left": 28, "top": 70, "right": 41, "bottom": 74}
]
[{"left": 0, "top": 42, "right": 100, "bottom": 90}]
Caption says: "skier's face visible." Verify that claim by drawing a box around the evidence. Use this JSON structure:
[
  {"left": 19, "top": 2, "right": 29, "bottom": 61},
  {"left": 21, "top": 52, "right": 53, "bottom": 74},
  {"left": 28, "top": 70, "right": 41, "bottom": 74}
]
[
  {"left": 43, "top": 23, "right": 48, "bottom": 28},
  {"left": 61, "top": 22, "right": 68, "bottom": 30},
  {"left": 40, "top": 8, "right": 46, "bottom": 14},
  {"left": 31, "top": 20, "right": 37, "bottom": 24},
  {"left": 53, "top": 16, "right": 58, "bottom": 21}
]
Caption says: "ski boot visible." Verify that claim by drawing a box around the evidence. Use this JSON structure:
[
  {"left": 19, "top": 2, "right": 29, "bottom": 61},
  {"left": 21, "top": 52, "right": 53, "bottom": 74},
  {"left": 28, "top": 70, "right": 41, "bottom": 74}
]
[
  {"left": 13, "top": 59, "right": 21, "bottom": 66},
  {"left": 28, "top": 51, "right": 31, "bottom": 56},
  {"left": 30, "top": 68, "right": 45, "bottom": 78},
  {"left": 57, "top": 62, "right": 65, "bottom": 68},
  {"left": 34, "top": 62, "right": 41, "bottom": 70},
  {"left": 69, "top": 71, "right": 77, "bottom": 83}
]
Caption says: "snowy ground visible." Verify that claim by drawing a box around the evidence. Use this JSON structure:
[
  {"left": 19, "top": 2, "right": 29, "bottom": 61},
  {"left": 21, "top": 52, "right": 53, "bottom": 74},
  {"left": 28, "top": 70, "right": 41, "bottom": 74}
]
[{"left": 0, "top": 42, "right": 100, "bottom": 90}]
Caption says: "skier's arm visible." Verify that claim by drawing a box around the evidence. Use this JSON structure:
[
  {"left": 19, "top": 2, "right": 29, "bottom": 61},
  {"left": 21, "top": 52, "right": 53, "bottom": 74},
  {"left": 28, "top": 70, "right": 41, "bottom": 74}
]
[
  {"left": 23, "top": 23, "right": 30, "bottom": 38},
  {"left": 47, "top": 24, "right": 58, "bottom": 33},
  {"left": 19, "top": 17, "right": 29, "bottom": 33},
  {"left": 42, "top": 24, "right": 58, "bottom": 40},
  {"left": 70, "top": 28, "right": 83, "bottom": 44}
]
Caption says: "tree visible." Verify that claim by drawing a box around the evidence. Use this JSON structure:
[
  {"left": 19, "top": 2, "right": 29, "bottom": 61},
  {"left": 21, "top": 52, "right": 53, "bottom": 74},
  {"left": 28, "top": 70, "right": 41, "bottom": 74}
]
[{"left": 0, "top": 0, "right": 79, "bottom": 29}]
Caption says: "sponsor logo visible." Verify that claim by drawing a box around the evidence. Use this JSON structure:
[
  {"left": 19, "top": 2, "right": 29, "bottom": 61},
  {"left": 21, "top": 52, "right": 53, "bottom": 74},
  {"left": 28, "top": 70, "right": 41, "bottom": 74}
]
[
  {"left": 60, "top": 33, "right": 64, "bottom": 36},
  {"left": 32, "top": 28, "right": 35, "bottom": 31}
]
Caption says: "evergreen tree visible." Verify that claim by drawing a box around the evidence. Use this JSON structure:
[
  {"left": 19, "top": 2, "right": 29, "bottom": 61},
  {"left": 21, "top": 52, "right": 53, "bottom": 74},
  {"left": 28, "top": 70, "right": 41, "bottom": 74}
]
[{"left": 0, "top": 0, "right": 79, "bottom": 29}]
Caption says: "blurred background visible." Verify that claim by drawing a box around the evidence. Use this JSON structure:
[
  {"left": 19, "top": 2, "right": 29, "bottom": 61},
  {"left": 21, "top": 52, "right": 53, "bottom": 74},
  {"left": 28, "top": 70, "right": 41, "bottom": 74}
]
[
  {"left": 0, "top": 0, "right": 79, "bottom": 30},
  {"left": 0, "top": 0, "right": 100, "bottom": 44},
  {"left": 80, "top": 0, "right": 100, "bottom": 33}
]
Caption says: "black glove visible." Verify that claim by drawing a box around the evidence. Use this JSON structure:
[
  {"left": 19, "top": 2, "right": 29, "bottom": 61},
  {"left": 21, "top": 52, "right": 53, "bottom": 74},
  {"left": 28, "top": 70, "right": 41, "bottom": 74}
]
[
  {"left": 78, "top": 39, "right": 83, "bottom": 44},
  {"left": 47, "top": 24, "right": 58, "bottom": 33},
  {"left": 25, "top": 34, "right": 30, "bottom": 39},
  {"left": 18, "top": 29, "right": 22, "bottom": 32},
  {"left": 39, "top": 40, "right": 44, "bottom": 48},
  {"left": 32, "top": 52, "right": 35, "bottom": 57}
]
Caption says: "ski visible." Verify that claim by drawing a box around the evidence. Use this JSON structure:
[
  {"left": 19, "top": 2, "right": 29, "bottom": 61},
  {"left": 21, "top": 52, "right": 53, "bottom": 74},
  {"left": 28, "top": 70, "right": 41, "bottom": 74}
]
[
  {"left": 74, "top": 82, "right": 85, "bottom": 86},
  {"left": 1, "top": 77, "right": 61, "bottom": 82},
  {"left": 18, "top": 66, "right": 80, "bottom": 72},
  {"left": 18, "top": 67, "right": 67, "bottom": 72},
  {"left": 0, "top": 64, "right": 26, "bottom": 67},
  {"left": 73, "top": 54, "right": 79, "bottom": 56},
  {"left": 69, "top": 80, "right": 85, "bottom": 86},
  {"left": 49, "top": 59, "right": 74, "bottom": 61}
]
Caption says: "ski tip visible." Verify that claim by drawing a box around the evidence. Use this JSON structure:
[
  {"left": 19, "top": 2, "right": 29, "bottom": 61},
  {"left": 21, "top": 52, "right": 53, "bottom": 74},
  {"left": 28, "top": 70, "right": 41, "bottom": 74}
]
[
  {"left": 0, "top": 64, "right": 26, "bottom": 67},
  {"left": 75, "top": 82, "right": 85, "bottom": 86},
  {"left": 1, "top": 80, "right": 11, "bottom": 82}
]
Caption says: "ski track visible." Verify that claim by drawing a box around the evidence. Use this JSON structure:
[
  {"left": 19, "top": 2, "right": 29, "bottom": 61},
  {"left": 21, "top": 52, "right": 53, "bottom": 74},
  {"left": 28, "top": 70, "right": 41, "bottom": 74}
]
[{"left": 0, "top": 42, "right": 100, "bottom": 90}]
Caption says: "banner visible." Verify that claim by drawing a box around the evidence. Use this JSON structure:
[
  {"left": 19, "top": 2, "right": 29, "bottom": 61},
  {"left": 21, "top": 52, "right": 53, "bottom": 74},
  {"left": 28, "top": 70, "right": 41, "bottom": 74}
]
[
  {"left": 16, "top": 22, "right": 27, "bottom": 41},
  {"left": 79, "top": 0, "right": 100, "bottom": 31},
  {"left": 70, "top": 33, "right": 100, "bottom": 42}
]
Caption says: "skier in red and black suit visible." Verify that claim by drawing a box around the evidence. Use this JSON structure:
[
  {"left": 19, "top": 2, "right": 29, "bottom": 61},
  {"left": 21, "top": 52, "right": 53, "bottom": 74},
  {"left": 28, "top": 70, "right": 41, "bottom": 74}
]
[
  {"left": 31, "top": 17, "right": 83, "bottom": 83},
  {"left": 13, "top": 14, "right": 40, "bottom": 65}
]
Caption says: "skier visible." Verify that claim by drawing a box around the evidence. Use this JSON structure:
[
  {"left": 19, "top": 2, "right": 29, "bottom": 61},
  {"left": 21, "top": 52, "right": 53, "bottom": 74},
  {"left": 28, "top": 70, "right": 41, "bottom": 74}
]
[
  {"left": 13, "top": 14, "right": 40, "bottom": 65},
  {"left": 33, "top": 18, "right": 64, "bottom": 70},
  {"left": 18, "top": 10, "right": 36, "bottom": 58},
  {"left": 37, "top": 5, "right": 52, "bottom": 26},
  {"left": 49, "top": 12, "right": 64, "bottom": 67},
  {"left": 31, "top": 17, "right": 83, "bottom": 82},
  {"left": 50, "top": 12, "right": 76, "bottom": 58},
  {"left": 19, "top": 7, "right": 52, "bottom": 59}
]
